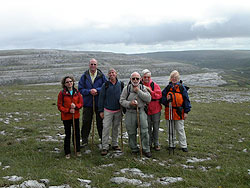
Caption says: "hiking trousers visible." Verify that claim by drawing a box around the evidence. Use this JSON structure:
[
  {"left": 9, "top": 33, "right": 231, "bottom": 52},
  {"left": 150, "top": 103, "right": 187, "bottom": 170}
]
[
  {"left": 102, "top": 110, "right": 121, "bottom": 150},
  {"left": 125, "top": 109, "right": 150, "bottom": 153},
  {"left": 63, "top": 119, "right": 80, "bottom": 155},
  {"left": 166, "top": 120, "right": 187, "bottom": 148},
  {"left": 81, "top": 107, "right": 103, "bottom": 145},
  {"left": 147, "top": 111, "right": 161, "bottom": 147}
]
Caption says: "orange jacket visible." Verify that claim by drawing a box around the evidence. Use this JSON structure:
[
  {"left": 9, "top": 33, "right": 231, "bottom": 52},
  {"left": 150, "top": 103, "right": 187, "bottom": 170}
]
[
  {"left": 164, "top": 84, "right": 184, "bottom": 120},
  {"left": 57, "top": 88, "right": 83, "bottom": 120}
]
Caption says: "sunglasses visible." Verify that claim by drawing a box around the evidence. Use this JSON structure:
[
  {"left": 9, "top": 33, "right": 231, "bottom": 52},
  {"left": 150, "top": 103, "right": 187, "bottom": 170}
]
[
  {"left": 65, "top": 80, "right": 73, "bottom": 84},
  {"left": 132, "top": 77, "right": 140, "bottom": 81},
  {"left": 90, "top": 63, "right": 97, "bottom": 66}
]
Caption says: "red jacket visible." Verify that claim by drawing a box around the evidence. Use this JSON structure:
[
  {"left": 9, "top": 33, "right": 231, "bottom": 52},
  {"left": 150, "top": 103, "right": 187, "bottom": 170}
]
[
  {"left": 143, "top": 79, "right": 162, "bottom": 115},
  {"left": 57, "top": 88, "right": 83, "bottom": 120}
]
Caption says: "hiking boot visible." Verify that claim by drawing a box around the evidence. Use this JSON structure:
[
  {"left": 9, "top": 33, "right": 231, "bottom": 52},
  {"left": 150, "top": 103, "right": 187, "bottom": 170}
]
[
  {"left": 144, "top": 152, "right": 152, "bottom": 158},
  {"left": 154, "top": 145, "right": 161, "bottom": 151},
  {"left": 101, "top": 149, "right": 108, "bottom": 156},
  {"left": 76, "top": 152, "right": 82, "bottom": 157},
  {"left": 65, "top": 154, "right": 70, "bottom": 159},
  {"left": 112, "top": 146, "right": 121, "bottom": 151},
  {"left": 182, "top": 148, "right": 188, "bottom": 152}
]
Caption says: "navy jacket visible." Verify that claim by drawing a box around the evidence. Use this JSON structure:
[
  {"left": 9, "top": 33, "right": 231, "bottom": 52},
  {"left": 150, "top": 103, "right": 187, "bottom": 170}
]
[
  {"left": 78, "top": 69, "right": 107, "bottom": 107},
  {"left": 98, "top": 80, "right": 123, "bottom": 112}
]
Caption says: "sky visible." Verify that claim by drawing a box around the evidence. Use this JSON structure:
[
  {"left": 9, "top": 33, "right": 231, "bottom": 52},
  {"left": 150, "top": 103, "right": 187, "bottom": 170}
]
[{"left": 1, "top": 0, "right": 250, "bottom": 54}]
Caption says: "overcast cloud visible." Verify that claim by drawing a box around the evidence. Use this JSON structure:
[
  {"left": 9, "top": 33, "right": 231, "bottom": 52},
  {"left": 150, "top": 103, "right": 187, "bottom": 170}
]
[{"left": 1, "top": 0, "right": 250, "bottom": 53}]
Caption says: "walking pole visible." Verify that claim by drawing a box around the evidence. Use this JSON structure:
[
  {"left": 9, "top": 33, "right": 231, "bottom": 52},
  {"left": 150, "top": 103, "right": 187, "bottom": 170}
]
[
  {"left": 91, "top": 96, "right": 95, "bottom": 150},
  {"left": 72, "top": 113, "right": 77, "bottom": 156},
  {"left": 168, "top": 93, "right": 174, "bottom": 155},
  {"left": 120, "top": 110, "right": 124, "bottom": 152},
  {"left": 136, "top": 99, "right": 143, "bottom": 158}
]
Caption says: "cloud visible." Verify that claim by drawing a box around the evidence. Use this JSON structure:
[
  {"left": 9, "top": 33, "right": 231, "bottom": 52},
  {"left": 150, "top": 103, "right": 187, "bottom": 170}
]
[{"left": 0, "top": 0, "right": 250, "bottom": 52}]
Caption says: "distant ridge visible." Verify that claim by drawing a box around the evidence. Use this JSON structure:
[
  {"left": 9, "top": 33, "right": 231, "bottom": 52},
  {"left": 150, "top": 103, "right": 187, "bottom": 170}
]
[
  {"left": 0, "top": 49, "right": 199, "bottom": 85},
  {"left": 134, "top": 50, "right": 250, "bottom": 69}
]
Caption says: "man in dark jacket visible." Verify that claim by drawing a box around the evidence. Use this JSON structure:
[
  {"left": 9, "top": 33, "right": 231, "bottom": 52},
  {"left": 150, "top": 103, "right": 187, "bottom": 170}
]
[{"left": 78, "top": 58, "right": 107, "bottom": 146}]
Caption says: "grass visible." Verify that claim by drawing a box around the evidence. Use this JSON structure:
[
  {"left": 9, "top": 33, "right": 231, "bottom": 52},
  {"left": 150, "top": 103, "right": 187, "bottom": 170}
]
[{"left": 0, "top": 84, "right": 250, "bottom": 187}]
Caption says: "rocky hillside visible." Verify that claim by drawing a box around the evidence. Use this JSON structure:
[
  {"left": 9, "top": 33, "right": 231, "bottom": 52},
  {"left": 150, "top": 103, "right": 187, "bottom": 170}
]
[{"left": 0, "top": 49, "right": 200, "bottom": 85}]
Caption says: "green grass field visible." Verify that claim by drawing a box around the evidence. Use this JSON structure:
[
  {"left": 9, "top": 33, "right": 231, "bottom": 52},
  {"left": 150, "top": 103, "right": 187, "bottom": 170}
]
[{"left": 0, "top": 84, "right": 249, "bottom": 187}]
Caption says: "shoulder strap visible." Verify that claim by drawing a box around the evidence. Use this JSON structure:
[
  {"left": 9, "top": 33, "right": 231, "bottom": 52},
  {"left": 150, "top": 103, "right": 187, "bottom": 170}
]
[
  {"left": 150, "top": 81, "right": 155, "bottom": 91},
  {"left": 105, "top": 81, "right": 109, "bottom": 89}
]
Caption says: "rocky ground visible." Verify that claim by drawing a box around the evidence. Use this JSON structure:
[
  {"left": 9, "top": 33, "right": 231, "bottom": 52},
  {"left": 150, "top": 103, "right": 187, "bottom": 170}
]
[{"left": 0, "top": 49, "right": 200, "bottom": 85}]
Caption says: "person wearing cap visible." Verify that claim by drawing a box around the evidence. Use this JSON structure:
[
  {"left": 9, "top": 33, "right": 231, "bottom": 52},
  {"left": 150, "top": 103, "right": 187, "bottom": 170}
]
[
  {"left": 141, "top": 69, "right": 162, "bottom": 151},
  {"left": 98, "top": 68, "right": 123, "bottom": 156},
  {"left": 120, "top": 72, "right": 152, "bottom": 158},
  {"left": 78, "top": 58, "right": 107, "bottom": 147}
]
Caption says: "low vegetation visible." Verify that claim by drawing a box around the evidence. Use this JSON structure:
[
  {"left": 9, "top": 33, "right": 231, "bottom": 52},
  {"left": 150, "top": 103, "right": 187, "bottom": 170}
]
[{"left": 0, "top": 84, "right": 249, "bottom": 187}]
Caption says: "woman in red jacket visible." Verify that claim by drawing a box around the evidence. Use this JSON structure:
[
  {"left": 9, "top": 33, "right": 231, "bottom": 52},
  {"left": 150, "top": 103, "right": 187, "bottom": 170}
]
[
  {"left": 142, "top": 69, "right": 162, "bottom": 151},
  {"left": 57, "top": 76, "right": 83, "bottom": 159}
]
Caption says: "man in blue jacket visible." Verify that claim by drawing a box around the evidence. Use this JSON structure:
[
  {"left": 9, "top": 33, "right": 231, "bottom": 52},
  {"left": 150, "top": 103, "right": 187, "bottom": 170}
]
[
  {"left": 78, "top": 58, "right": 107, "bottom": 147},
  {"left": 98, "top": 68, "right": 123, "bottom": 155}
]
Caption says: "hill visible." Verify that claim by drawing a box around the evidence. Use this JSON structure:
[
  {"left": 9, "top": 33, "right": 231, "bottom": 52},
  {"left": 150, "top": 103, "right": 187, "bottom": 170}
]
[
  {"left": 134, "top": 50, "right": 250, "bottom": 87},
  {"left": 0, "top": 49, "right": 199, "bottom": 85}
]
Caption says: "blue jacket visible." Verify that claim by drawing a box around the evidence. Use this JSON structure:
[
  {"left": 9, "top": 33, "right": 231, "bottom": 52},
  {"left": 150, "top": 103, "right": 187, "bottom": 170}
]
[
  {"left": 98, "top": 80, "right": 123, "bottom": 112},
  {"left": 78, "top": 69, "right": 107, "bottom": 107}
]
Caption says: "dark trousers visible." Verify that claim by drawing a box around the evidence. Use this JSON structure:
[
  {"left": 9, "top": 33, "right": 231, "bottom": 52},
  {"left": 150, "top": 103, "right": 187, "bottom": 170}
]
[
  {"left": 63, "top": 119, "right": 80, "bottom": 155},
  {"left": 81, "top": 106, "right": 103, "bottom": 144}
]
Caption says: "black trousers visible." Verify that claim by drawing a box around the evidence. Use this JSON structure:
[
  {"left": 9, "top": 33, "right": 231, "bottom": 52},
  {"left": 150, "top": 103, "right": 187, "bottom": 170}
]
[
  {"left": 63, "top": 119, "right": 80, "bottom": 155},
  {"left": 81, "top": 106, "right": 103, "bottom": 144}
]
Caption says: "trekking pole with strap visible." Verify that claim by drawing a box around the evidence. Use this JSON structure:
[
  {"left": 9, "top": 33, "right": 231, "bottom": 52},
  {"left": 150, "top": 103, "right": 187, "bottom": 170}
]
[
  {"left": 168, "top": 93, "right": 175, "bottom": 155},
  {"left": 72, "top": 113, "right": 77, "bottom": 156},
  {"left": 136, "top": 98, "right": 143, "bottom": 158},
  {"left": 91, "top": 96, "right": 95, "bottom": 150},
  {"left": 120, "top": 109, "right": 124, "bottom": 152}
]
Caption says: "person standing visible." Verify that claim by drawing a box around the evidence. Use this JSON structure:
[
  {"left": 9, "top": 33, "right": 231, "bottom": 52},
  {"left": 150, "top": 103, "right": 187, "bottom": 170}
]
[
  {"left": 98, "top": 68, "right": 123, "bottom": 155},
  {"left": 161, "top": 70, "right": 191, "bottom": 152},
  {"left": 57, "top": 76, "right": 83, "bottom": 159},
  {"left": 78, "top": 58, "right": 107, "bottom": 146},
  {"left": 120, "top": 72, "right": 152, "bottom": 158},
  {"left": 141, "top": 69, "right": 162, "bottom": 151}
]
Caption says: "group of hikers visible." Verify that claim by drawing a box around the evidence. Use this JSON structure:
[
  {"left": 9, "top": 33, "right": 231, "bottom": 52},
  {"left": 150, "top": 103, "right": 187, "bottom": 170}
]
[{"left": 57, "top": 58, "right": 191, "bottom": 159}]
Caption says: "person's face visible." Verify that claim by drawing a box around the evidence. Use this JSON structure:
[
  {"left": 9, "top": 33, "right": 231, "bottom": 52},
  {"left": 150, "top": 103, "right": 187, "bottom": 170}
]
[
  {"left": 171, "top": 74, "right": 178, "bottom": 84},
  {"left": 131, "top": 73, "right": 140, "bottom": 86},
  {"left": 108, "top": 70, "right": 117, "bottom": 81},
  {"left": 143, "top": 73, "right": 151, "bottom": 84},
  {"left": 89, "top": 60, "right": 97, "bottom": 72},
  {"left": 65, "top": 78, "right": 73, "bottom": 89}
]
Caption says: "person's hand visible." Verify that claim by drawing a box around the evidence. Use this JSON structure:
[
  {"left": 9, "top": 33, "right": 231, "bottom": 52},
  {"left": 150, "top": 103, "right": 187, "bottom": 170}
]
[
  {"left": 167, "top": 94, "right": 172, "bottom": 100},
  {"left": 145, "top": 86, "right": 152, "bottom": 93},
  {"left": 71, "top": 103, "right": 76, "bottom": 109},
  {"left": 184, "top": 113, "right": 188, "bottom": 120},
  {"left": 90, "top": 89, "right": 98, "bottom": 96},
  {"left": 100, "top": 112, "right": 104, "bottom": 119},
  {"left": 70, "top": 109, "right": 75, "bottom": 114},
  {"left": 130, "top": 100, "right": 138, "bottom": 107},
  {"left": 133, "top": 86, "right": 139, "bottom": 93}
]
